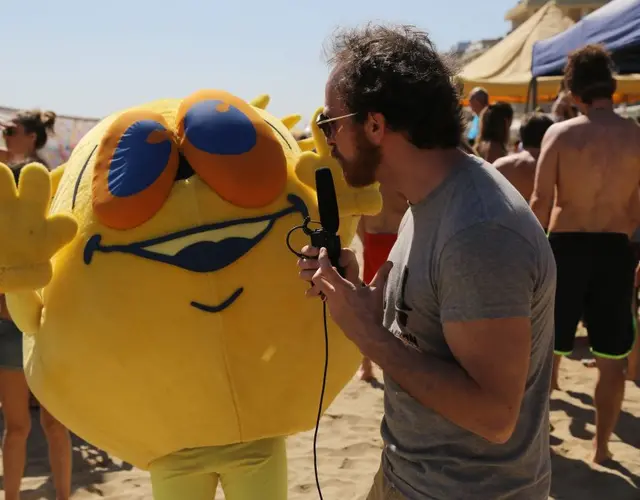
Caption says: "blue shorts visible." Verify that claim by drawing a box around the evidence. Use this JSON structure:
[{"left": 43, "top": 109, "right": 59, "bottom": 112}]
[{"left": 0, "top": 320, "right": 23, "bottom": 370}]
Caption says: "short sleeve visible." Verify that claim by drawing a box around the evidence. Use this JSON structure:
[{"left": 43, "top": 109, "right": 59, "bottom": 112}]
[{"left": 437, "top": 223, "right": 537, "bottom": 323}]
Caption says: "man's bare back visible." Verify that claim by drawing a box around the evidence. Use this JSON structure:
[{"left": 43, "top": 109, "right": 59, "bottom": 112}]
[
  {"left": 531, "top": 109, "right": 640, "bottom": 234},
  {"left": 493, "top": 151, "right": 537, "bottom": 201}
]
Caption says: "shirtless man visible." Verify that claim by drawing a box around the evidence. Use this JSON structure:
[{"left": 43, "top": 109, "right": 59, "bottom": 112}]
[
  {"left": 530, "top": 45, "right": 640, "bottom": 464},
  {"left": 494, "top": 112, "right": 554, "bottom": 201},
  {"left": 356, "top": 183, "right": 407, "bottom": 381}
]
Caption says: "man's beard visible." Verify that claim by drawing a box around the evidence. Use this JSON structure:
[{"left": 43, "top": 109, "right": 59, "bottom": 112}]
[{"left": 333, "top": 128, "right": 382, "bottom": 188}]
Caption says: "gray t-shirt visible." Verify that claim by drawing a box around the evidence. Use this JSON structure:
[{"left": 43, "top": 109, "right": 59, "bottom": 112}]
[{"left": 380, "top": 154, "right": 556, "bottom": 500}]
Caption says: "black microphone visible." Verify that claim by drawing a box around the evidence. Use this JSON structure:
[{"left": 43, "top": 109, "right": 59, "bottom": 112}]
[
  {"left": 312, "top": 167, "right": 344, "bottom": 276},
  {"left": 282, "top": 168, "right": 342, "bottom": 500}
]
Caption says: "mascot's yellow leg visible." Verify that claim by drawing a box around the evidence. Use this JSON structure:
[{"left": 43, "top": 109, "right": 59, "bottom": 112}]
[{"left": 149, "top": 437, "right": 287, "bottom": 500}]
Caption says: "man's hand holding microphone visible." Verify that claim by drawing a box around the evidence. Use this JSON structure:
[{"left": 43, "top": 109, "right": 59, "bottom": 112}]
[{"left": 296, "top": 245, "right": 393, "bottom": 356}]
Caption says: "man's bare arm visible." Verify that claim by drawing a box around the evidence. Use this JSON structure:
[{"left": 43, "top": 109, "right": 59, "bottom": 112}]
[
  {"left": 530, "top": 127, "right": 560, "bottom": 229},
  {"left": 361, "top": 316, "right": 530, "bottom": 443}
]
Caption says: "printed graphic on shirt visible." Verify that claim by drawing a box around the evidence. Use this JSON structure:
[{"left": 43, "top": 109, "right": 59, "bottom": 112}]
[
  {"left": 396, "top": 267, "right": 412, "bottom": 326},
  {"left": 394, "top": 266, "right": 420, "bottom": 351}
]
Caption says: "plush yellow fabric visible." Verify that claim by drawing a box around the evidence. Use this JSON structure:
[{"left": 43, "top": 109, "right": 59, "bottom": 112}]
[
  {"left": 149, "top": 438, "right": 287, "bottom": 500},
  {"left": 0, "top": 163, "right": 77, "bottom": 292},
  {"left": 0, "top": 91, "right": 381, "bottom": 470}
]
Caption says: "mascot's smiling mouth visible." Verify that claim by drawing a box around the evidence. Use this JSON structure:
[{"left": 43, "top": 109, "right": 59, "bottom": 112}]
[{"left": 83, "top": 194, "right": 309, "bottom": 313}]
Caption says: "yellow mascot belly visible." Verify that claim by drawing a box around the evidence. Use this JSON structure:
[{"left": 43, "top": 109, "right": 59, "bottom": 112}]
[{"left": 0, "top": 89, "right": 381, "bottom": 481}]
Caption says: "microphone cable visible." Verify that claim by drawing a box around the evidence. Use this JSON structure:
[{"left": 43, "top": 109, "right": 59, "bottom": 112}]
[{"left": 287, "top": 219, "right": 329, "bottom": 500}]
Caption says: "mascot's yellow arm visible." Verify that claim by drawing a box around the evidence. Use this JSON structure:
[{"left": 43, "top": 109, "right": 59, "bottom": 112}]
[
  {"left": 6, "top": 291, "right": 44, "bottom": 335},
  {"left": 0, "top": 162, "right": 75, "bottom": 335}
]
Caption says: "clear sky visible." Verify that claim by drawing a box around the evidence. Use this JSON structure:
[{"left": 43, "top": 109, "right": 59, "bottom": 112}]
[{"left": 1, "top": 0, "right": 515, "bottom": 126}]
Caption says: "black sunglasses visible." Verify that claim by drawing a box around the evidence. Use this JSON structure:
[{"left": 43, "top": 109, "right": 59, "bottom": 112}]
[
  {"left": 316, "top": 112, "right": 357, "bottom": 138},
  {"left": 2, "top": 126, "right": 16, "bottom": 137}
]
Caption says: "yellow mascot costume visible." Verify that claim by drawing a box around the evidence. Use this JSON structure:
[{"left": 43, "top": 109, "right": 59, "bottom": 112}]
[{"left": 0, "top": 90, "right": 381, "bottom": 499}]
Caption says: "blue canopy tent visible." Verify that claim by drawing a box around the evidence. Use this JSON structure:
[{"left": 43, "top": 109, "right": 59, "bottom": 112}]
[{"left": 531, "top": 0, "right": 640, "bottom": 77}]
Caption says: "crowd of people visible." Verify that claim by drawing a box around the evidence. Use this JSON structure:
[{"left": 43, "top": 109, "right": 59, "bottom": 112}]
[
  {"left": 0, "top": 22, "right": 639, "bottom": 500},
  {"left": 460, "top": 52, "right": 640, "bottom": 452}
]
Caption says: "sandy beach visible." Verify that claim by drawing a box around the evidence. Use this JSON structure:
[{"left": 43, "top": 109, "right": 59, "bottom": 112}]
[
  {"left": 1, "top": 350, "right": 638, "bottom": 499},
  {"left": 3, "top": 237, "right": 640, "bottom": 498}
]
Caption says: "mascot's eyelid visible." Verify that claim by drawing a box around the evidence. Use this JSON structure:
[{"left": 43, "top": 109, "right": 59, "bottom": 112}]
[
  {"left": 72, "top": 145, "right": 98, "bottom": 210},
  {"left": 265, "top": 121, "right": 293, "bottom": 150}
]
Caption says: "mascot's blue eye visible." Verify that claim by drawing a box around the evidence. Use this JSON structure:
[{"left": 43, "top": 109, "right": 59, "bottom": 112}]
[
  {"left": 183, "top": 100, "right": 257, "bottom": 155},
  {"left": 108, "top": 120, "right": 174, "bottom": 197}
]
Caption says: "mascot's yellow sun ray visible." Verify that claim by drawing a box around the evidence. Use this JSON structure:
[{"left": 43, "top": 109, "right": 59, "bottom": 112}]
[
  {"left": 281, "top": 114, "right": 301, "bottom": 129},
  {"left": 249, "top": 94, "right": 270, "bottom": 110},
  {"left": 297, "top": 137, "right": 315, "bottom": 151}
]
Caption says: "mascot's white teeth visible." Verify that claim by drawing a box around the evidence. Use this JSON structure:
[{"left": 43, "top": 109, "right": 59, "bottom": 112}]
[{"left": 142, "top": 221, "right": 271, "bottom": 257}]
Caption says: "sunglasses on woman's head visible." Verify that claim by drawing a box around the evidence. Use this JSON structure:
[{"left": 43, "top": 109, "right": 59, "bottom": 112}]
[{"left": 316, "top": 112, "right": 357, "bottom": 139}]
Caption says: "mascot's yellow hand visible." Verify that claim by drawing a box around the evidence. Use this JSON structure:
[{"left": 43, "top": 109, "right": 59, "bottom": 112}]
[
  {"left": 294, "top": 108, "right": 382, "bottom": 218},
  {"left": 0, "top": 162, "right": 77, "bottom": 292},
  {"left": 295, "top": 108, "right": 347, "bottom": 192}
]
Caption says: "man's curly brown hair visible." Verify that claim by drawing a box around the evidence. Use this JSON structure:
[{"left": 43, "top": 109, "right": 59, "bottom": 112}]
[
  {"left": 324, "top": 23, "right": 463, "bottom": 149},
  {"left": 563, "top": 44, "right": 616, "bottom": 105}
]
